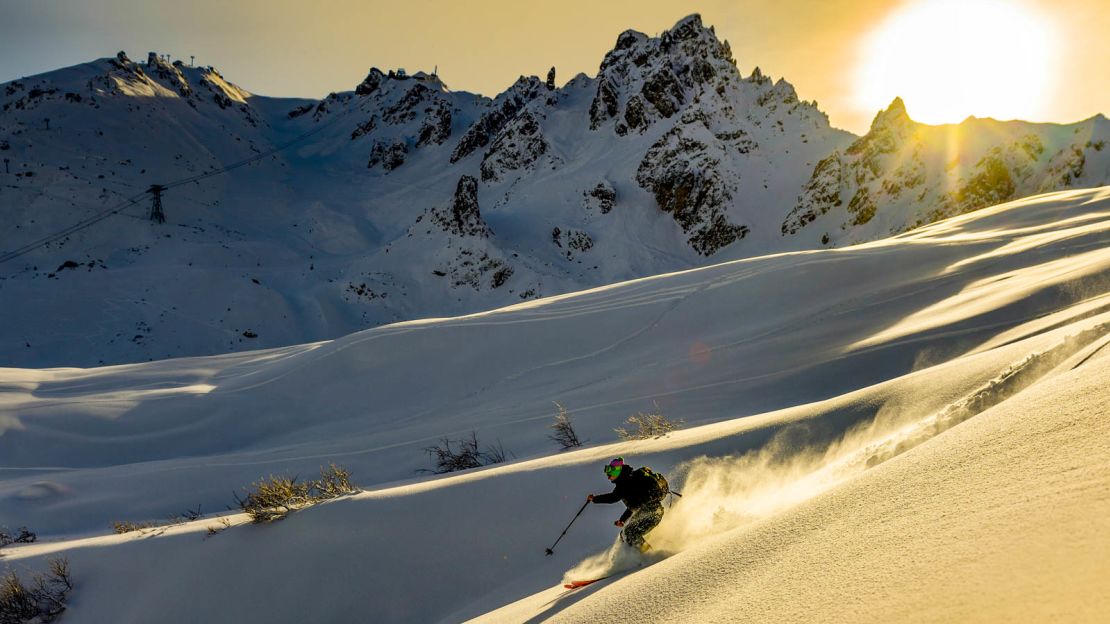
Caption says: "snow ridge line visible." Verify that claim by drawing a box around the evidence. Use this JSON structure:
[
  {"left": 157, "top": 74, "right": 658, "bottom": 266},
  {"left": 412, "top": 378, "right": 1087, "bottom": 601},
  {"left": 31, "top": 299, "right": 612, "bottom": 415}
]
[
  {"left": 858, "top": 320, "right": 1110, "bottom": 471},
  {"left": 647, "top": 321, "right": 1110, "bottom": 555}
]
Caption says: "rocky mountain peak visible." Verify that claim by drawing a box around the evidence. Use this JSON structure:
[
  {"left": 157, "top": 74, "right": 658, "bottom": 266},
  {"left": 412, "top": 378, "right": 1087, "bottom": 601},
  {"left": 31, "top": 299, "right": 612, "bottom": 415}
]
[
  {"left": 449, "top": 75, "right": 546, "bottom": 163},
  {"left": 356, "top": 68, "right": 386, "bottom": 96},
  {"left": 870, "top": 97, "right": 912, "bottom": 132},
  {"left": 747, "top": 66, "right": 770, "bottom": 85},
  {"left": 598, "top": 13, "right": 733, "bottom": 75},
  {"left": 146, "top": 52, "right": 169, "bottom": 68},
  {"left": 589, "top": 14, "right": 739, "bottom": 134},
  {"left": 668, "top": 13, "right": 710, "bottom": 40}
]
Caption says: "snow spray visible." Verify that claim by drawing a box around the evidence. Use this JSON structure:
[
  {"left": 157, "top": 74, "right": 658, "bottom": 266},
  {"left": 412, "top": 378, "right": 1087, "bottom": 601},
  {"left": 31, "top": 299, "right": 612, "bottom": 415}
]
[{"left": 644, "top": 320, "right": 1110, "bottom": 554}]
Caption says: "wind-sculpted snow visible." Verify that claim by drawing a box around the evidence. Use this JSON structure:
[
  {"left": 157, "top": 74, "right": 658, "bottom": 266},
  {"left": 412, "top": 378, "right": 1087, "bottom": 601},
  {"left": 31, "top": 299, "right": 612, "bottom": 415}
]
[
  {"left": 647, "top": 320, "right": 1110, "bottom": 554},
  {"left": 0, "top": 188, "right": 1109, "bottom": 622},
  {"left": 539, "top": 352, "right": 1110, "bottom": 624}
]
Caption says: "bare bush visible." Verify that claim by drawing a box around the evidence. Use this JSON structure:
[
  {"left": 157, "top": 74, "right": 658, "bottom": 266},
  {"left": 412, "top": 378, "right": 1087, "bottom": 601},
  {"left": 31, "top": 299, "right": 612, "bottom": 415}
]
[
  {"left": 549, "top": 402, "right": 583, "bottom": 450},
  {"left": 313, "top": 464, "right": 356, "bottom": 499},
  {"left": 483, "top": 439, "right": 511, "bottom": 464},
  {"left": 113, "top": 504, "right": 204, "bottom": 535},
  {"left": 0, "top": 557, "right": 71, "bottom": 623},
  {"left": 236, "top": 475, "right": 313, "bottom": 523},
  {"left": 173, "top": 506, "right": 203, "bottom": 523},
  {"left": 112, "top": 520, "right": 157, "bottom": 535},
  {"left": 423, "top": 431, "right": 512, "bottom": 473},
  {"left": 236, "top": 464, "right": 359, "bottom": 523},
  {"left": 615, "top": 404, "right": 684, "bottom": 440}
]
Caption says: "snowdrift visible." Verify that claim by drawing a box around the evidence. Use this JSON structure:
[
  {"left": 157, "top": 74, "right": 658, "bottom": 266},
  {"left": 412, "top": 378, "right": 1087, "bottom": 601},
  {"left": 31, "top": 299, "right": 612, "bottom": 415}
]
[{"left": 1, "top": 187, "right": 1109, "bottom": 622}]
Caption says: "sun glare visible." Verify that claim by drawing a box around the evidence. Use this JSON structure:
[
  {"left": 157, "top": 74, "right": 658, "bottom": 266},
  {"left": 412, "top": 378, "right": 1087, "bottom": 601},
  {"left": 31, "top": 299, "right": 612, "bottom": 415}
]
[{"left": 856, "top": 0, "right": 1057, "bottom": 125}]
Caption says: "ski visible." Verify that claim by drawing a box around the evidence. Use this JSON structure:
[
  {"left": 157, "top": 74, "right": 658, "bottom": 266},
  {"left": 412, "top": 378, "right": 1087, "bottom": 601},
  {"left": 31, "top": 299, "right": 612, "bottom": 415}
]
[{"left": 563, "top": 577, "right": 608, "bottom": 589}]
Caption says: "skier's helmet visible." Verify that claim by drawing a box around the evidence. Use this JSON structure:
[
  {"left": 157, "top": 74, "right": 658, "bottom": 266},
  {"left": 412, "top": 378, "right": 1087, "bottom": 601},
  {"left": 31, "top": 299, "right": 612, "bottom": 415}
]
[{"left": 604, "top": 457, "right": 625, "bottom": 480}]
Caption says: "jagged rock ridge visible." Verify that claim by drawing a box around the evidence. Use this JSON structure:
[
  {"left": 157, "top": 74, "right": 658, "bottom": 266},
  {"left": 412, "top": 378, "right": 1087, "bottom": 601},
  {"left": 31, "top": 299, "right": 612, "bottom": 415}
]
[
  {"left": 1, "top": 16, "right": 1106, "bottom": 368},
  {"left": 782, "top": 99, "right": 1110, "bottom": 242}
]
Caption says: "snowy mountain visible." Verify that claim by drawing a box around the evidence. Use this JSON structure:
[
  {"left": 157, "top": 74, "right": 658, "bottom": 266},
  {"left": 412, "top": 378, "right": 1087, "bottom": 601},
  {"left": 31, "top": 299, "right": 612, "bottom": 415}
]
[
  {"left": 1, "top": 186, "right": 1108, "bottom": 622},
  {"left": 782, "top": 97, "right": 1110, "bottom": 244},
  {"left": 2, "top": 15, "right": 1107, "bottom": 369}
]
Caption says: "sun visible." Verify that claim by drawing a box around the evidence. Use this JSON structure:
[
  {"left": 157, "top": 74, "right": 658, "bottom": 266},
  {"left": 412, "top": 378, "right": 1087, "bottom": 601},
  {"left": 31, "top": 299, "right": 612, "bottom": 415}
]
[{"left": 856, "top": 0, "right": 1057, "bottom": 125}]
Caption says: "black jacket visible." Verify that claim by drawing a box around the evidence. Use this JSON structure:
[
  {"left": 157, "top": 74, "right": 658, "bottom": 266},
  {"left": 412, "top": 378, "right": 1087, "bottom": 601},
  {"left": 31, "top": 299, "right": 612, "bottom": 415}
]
[{"left": 591, "top": 466, "right": 660, "bottom": 522}]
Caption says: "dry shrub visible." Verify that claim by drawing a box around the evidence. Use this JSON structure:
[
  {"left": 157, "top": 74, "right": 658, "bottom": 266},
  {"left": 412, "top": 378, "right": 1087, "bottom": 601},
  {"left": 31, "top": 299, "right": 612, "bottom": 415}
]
[
  {"left": 113, "top": 505, "right": 205, "bottom": 536},
  {"left": 172, "top": 506, "right": 203, "bottom": 523},
  {"left": 0, "top": 558, "right": 71, "bottom": 623},
  {"left": 423, "top": 431, "right": 511, "bottom": 473},
  {"left": 549, "top": 402, "right": 583, "bottom": 450},
  {"left": 112, "top": 520, "right": 157, "bottom": 535},
  {"left": 313, "top": 464, "right": 355, "bottom": 499},
  {"left": 237, "top": 464, "right": 359, "bottom": 523},
  {"left": 615, "top": 405, "right": 684, "bottom": 440}
]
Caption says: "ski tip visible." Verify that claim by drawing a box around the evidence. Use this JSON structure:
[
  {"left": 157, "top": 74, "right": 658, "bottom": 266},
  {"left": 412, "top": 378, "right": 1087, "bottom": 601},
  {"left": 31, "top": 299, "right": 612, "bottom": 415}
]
[{"left": 563, "top": 577, "right": 607, "bottom": 589}]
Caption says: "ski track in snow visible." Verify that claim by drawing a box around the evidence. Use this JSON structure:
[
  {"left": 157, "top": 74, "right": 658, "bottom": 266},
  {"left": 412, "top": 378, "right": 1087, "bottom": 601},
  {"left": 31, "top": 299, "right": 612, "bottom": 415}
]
[{"left": 0, "top": 187, "right": 1108, "bottom": 623}]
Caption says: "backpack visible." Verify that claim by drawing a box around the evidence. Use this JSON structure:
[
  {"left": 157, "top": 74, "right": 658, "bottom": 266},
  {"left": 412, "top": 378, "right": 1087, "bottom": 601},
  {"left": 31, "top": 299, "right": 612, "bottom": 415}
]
[{"left": 632, "top": 466, "right": 669, "bottom": 503}]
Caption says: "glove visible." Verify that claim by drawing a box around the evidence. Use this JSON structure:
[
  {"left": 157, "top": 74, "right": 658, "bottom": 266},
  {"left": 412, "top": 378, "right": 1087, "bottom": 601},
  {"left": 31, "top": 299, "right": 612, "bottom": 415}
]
[
  {"left": 614, "top": 519, "right": 625, "bottom": 527},
  {"left": 587, "top": 494, "right": 594, "bottom": 502}
]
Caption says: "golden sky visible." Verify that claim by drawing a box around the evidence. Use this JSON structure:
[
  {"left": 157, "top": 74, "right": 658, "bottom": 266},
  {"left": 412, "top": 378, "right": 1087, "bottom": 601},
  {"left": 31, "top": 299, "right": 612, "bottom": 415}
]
[{"left": 0, "top": 0, "right": 1106, "bottom": 134}]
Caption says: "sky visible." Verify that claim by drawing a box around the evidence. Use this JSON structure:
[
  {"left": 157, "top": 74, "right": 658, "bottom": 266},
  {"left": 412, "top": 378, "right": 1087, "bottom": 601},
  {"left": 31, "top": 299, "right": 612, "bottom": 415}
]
[{"left": 0, "top": 0, "right": 1106, "bottom": 134}]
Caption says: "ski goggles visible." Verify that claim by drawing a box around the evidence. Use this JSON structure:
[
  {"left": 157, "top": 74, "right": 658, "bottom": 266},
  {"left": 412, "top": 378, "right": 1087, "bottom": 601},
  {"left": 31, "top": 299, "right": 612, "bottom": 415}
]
[{"left": 604, "top": 458, "right": 624, "bottom": 478}]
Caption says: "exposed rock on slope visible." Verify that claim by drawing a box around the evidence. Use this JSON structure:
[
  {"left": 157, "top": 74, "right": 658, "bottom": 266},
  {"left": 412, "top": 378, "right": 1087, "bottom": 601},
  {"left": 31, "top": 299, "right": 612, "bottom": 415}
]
[
  {"left": 1, "top": 15, "right": 1106, "bottom": 368},
  {"left": 431, "top": 175, "right": 492, "bottom": 237},
  {"left": 451, "top": 77, "right": 546, "bottom": 163},
  {"left": 588, "top": 15, "right": 738, "bottom": 137},
  {"left": 783, "top": 100, "right": 1110, "bottom": 241},
  {"left": 479, "top": 111, "right": 555, "bottom": 182},
  {"left": 636, "top": 120, "right": 749, "bottom": 255}
]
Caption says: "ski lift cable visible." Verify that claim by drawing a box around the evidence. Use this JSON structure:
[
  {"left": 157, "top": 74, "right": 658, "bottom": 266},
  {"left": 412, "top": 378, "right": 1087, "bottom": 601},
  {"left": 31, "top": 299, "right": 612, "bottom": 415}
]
[
  {"left": 0, "top": 101, "right": 365, "bottom": 265},
  {"left": 162, "top": 104, "right": 361, "bottom": 191},
  {"left": 0, "top": 191, "right": 148, "bottom": 264}
]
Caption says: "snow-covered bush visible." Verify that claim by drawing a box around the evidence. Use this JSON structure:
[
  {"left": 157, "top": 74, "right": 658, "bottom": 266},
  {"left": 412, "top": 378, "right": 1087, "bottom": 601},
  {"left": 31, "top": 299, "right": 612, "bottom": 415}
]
[
  {"left": 236, "top": 464, "right": 358, "bottom": 523},
  {"left": 0, "top": 558, "right": 71, "bottom": 623},
  {"left": 0, "top": 527, "right": 35, "bottom": 548},
  {"left": 615, "top": 406, "right": 684, "bottom": 440}
]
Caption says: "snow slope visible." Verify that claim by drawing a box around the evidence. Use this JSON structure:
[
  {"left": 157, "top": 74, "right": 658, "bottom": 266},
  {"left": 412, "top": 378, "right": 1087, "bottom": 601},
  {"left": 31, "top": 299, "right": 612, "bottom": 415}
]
[
  {"left": 1, "top": 186, "right": 1108, "bottom": 622},
  {"left": 0, "top": 16, "right": 850, "bottom": 368},
  {"left": 494, "top": 345, "right": 1110, "bottom": 623},
  {"left": 4, "top": 15, "right": 1106, "bottom": 369}
]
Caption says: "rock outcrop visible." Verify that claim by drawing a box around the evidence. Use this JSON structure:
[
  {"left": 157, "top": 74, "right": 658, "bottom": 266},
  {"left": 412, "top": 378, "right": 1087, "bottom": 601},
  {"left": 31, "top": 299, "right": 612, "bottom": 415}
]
[
  {"left": 451, "top": 76, "right": 545, "bottom": 163},
  {"left": 782, "top": 100, "right": 1110, "bottom": 241},
  {"left": 637, "top": 120, "right": 749, "bottom": 255},
  {"left": 367, "top": 140, "right": 408, "bottom": 171},
  {"left": 432, "top": 175, "right": 492, "bottom": 237},
  {"left": 588, "top": 15, "right": 739, "bottom": 136},
  {"left": 585, "top": 182, "right": 616, "bottom": 214},
  {"left": 479, "top": 111, "right": 554, "bottom": 182}
]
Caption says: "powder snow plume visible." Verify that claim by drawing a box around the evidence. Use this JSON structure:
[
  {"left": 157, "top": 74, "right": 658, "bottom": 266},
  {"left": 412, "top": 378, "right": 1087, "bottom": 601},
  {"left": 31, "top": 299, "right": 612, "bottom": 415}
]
[{"left": 643, "top": 321, "right": 1110, "bottom": 555}]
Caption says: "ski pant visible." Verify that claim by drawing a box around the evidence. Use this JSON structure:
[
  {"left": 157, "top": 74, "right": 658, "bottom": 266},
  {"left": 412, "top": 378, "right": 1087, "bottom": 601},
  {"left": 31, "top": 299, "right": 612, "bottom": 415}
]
[{"left": 620, "top": 502, "right": 664, "bottom": 548}]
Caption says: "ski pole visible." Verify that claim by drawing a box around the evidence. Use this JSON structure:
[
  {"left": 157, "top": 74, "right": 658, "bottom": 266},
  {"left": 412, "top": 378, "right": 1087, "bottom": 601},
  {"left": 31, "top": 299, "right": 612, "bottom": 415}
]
[
  {"left": 545, "top": 500, "right": 590, "bottom": 556},
  {"left": 666, "top": 490, "right": 683, "bottom": 508}
]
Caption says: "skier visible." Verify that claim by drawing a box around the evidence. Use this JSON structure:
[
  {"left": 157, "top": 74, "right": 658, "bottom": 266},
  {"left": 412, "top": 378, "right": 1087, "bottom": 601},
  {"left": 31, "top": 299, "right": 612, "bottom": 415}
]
[{"left": 587, "top": 457, "right": 669, "bottom": 552}]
